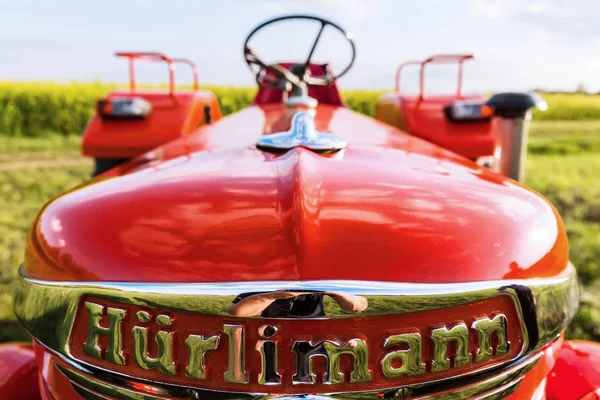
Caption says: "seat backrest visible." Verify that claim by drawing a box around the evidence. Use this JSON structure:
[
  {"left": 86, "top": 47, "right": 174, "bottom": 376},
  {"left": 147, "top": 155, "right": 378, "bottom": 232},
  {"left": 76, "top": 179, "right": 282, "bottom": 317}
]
[{"left": 253, "top": 63, "right": 343, "bottom": 106}]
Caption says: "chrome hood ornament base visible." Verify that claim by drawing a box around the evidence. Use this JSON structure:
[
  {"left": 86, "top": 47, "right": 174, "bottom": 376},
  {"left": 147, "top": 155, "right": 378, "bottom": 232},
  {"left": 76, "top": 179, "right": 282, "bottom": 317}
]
[{"left": 257, "top": 111, "right": 348, "bottom": 154}]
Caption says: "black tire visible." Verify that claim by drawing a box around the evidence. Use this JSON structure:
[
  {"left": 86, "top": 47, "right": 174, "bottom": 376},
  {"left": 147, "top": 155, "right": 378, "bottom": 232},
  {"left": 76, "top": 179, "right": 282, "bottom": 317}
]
[{"left": 93, "top": 158, "right": 129, "bottom": 177}]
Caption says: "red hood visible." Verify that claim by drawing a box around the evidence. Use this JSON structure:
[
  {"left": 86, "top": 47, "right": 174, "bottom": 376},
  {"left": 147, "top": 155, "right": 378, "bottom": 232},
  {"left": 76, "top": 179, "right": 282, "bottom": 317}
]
[{"left": 25, "top": 104, "right": 568, "bottom": 283}]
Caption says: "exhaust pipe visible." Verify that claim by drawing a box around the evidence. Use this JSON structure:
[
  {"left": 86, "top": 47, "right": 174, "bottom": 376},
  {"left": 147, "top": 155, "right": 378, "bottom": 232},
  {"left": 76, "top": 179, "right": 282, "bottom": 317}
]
[{"left": 485, "top": 93, "right": 547, "bottom": 182}]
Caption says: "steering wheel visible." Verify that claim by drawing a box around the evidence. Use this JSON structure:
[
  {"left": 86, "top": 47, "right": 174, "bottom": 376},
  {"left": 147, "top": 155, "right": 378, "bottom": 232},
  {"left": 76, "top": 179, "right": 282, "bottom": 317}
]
[{"left": 243, "top": 15, "right": 356, "bottom": 90}]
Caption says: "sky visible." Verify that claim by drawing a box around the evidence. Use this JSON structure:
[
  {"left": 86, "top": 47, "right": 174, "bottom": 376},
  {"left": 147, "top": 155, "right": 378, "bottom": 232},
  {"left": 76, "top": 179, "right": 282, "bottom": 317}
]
[{"left": 1, "top": 0, "right": 600, "bottom": 93}]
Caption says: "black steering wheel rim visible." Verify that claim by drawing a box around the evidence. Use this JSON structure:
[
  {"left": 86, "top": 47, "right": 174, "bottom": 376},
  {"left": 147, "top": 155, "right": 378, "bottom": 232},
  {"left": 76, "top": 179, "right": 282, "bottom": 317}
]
[{"left": 243, "top": 14, "right": 356, "bottom": 87}]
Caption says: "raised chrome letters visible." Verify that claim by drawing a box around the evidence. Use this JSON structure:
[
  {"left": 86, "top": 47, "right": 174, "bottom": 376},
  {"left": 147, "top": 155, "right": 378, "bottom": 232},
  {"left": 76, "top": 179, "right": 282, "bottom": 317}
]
[
  {"left": 131, "top": 311, "right": 177, "bottom": 375},
  {"left": 473, "top": 314, "right": 510, "bottom": 362},
  {"left": 185, "top": 334, "right": 220, "bottom": 380},
  {"left": 292, "top": 338, "right": 372, "bottom": 384},
  {"left": 79, "top": 301, "right": 513, "bottom": 386},
  {"left": 256, "top": 325, "right": 281, "bottom": 385},
  {"left": 82, "top": 301, "right": 127, "bottom": 366},
  {"left": 223, "top": 324, "right": 249, "bottom": 384},
  {"left": 381, "top": 332, "right": 426, "bottom": 378},
  {"left": 431, "top": 323, "right": 472, "bottom": 372}
]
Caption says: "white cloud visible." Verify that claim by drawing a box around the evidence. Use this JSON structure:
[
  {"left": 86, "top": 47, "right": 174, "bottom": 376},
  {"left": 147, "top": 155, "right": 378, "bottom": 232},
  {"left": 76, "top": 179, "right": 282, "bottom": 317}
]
[
  {"left": 467, "top": 0, "right": 553, "bottom": 18},
  {"left": 253, "top": 0, "right": 373, "bottom": 24},
  {"left": 319, "top": 0, "right": 373, "bottom": 23},
  {"left": 2, "top": 0, "right": 600, "bottom": 92},
  {"left": 467, "top": 0, "right": 600, "bottom": 37},
  {"left": 462, "top": 0, "right": 600, "bottom": 92}
]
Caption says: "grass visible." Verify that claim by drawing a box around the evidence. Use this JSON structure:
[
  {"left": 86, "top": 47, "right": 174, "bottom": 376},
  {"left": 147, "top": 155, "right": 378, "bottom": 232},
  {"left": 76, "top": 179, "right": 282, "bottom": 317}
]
[
  {"left": 528, "top": 121, "right": 600, "bottom": 155},
  {"left": 532, "top": 93, "right": 600, "bottom": 121},
  {"left": 0, "top": 120, "right": 599, "bottom": 342},
  {"left": 0, "top": 134, "right": 81, "bottom": 163},
  {"left": 0, "top": 134, "right": 81, "bottom": 152},
  {"left": 525, "top": 151, "right": 600, "bottom": 340},
  {"left": 0, "top": 149, "right": 92, "bottom": 340}
]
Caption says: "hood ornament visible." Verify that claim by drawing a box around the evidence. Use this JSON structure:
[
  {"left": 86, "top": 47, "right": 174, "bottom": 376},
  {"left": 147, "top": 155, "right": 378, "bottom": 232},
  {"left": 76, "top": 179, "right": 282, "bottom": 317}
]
[{"left": 257, "top": 111, "right": 347, "bottom": 154}]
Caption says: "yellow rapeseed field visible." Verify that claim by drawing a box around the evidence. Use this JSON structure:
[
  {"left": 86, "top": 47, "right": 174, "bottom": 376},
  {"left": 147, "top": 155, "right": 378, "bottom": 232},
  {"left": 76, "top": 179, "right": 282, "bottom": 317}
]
[{"left": 2, "top": 81, "right": 600, "bottom": 136}]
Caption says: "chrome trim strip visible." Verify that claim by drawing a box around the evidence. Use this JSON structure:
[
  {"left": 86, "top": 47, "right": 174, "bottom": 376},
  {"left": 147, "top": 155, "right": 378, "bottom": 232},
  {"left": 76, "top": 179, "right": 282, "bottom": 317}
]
[
  {"left": 411, "top": 351, "right": 541, "bottom": 399},
  {"left": 54, "top": 348, "right": 542, "bottom": 399},
  {"left": 14, "top": 265, "right": 577, "bottom": 297},
  {"left": 15, "top": 264, "right": 578, "bottom": 396}
]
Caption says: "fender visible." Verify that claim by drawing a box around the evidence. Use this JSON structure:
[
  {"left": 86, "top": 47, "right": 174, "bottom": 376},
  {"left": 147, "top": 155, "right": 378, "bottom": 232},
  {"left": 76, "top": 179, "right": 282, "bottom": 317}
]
[
  {"left": 81, "top": 52, "right": 222, "bottom": 176},
  {"left": 0, "top": 343, "right": 40, "bottom": 400},
  {"left": 547, "top": 340, "right": 600, "bottom": 400},
  {"left": 375, "top": 53, "right": 495, "bottom": 159}
]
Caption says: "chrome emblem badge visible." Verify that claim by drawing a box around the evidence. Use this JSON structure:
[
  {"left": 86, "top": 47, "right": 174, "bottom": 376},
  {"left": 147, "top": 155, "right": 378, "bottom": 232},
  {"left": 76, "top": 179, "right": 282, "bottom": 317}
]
[{"left": 15, "top": 268, "right": 579, "bottom": 397}]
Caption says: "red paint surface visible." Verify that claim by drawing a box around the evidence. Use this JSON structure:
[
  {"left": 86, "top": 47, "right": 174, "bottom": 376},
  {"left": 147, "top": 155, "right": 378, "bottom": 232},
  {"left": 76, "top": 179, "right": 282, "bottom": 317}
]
[
  {"left": 376, "top": 94, "right": 495, "bottom": 158},
  {"left": 401, "top": 94, "right": 494, "bottom": 157},
  {"left": 546, "top": 340, "right": 600, "bottom": 400},
  {"left": 28, "top": 103, "right": 567, "bottom": 283},
  {"left": 82, "top": 90, "right": 221, "bottom": 159},
  {"left": 0, "top": 343, "right": 40, "bottom": 400},
  {"left": 503, "top": 337, "right": 562, "bottom": 399}
]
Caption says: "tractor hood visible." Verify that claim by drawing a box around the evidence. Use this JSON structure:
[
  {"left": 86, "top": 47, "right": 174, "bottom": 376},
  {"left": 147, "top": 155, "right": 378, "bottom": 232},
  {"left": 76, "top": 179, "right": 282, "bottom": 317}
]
[
  {"left": 16, "top": 103, "right": 578, "bottom": 399},
  {"left": 25, "top": 104, "right": 568, "bottom": 283}
]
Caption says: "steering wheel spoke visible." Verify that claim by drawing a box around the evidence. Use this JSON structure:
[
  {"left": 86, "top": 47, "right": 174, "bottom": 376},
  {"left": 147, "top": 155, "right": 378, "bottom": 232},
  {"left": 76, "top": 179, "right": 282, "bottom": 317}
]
[
  {"left": 303, "top": 21, "right": 326, "bottom": 73},
  {"left": 306, "top": 75, "right": 333, "bottom": 86},
  {"left": 256, "top": 68, "right": 280, "bottom": 87},
  {"left": 244, "top": 48, "right": 266, "bottom": 69}
]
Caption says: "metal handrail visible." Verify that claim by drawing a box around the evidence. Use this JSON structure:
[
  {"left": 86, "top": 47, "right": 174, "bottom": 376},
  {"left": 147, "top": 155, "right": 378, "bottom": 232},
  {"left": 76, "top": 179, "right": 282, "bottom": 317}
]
[
  {"left": 395, "top": 53, "right": 475, "bottom": 100},
  {"left": 115, "top": 52, "right": 200, "bottom": 95}
]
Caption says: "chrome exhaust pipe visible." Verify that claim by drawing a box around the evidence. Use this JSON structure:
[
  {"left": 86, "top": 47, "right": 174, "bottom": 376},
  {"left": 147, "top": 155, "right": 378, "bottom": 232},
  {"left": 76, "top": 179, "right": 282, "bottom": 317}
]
[{"left": 485, "top": 93, "right": 547, "bottom": 182}]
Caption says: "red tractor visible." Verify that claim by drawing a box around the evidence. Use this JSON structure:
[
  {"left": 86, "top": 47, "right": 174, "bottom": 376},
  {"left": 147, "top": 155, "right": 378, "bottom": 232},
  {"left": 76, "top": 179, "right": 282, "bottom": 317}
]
[{"left": 2, "top": 14, "right": 597, "bottom": 400}]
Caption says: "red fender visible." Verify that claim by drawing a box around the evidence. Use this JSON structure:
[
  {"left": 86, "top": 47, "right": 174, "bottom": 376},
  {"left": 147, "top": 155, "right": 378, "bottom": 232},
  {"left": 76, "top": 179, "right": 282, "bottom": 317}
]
[
  {"left": 0, "top": 343, "right": 40, "bottom": 400},
  {"left": 547, "top": 340, "right": 600, "bottom": 400}
]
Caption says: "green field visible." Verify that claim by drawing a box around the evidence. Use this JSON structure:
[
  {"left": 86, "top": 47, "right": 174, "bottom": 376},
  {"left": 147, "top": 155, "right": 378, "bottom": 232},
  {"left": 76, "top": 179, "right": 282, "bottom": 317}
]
[{"left": 0, "top": 118, "right": 599, "bottom": 342}]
